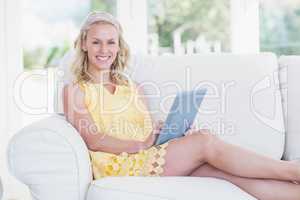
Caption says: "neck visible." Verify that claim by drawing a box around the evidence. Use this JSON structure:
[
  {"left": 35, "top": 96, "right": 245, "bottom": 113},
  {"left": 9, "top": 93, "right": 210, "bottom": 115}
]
[{"left": 88, "top": 67, "right": 111, "bottom": 84}]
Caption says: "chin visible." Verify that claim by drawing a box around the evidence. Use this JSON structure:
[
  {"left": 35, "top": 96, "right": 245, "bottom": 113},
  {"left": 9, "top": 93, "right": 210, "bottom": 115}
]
[{"left": 91, "top": 62, "right": 112, "bottom": 71}]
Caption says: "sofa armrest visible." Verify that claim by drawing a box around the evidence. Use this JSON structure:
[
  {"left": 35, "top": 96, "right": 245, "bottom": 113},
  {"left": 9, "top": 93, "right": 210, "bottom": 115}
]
[
  {"left": 279, "top": 56, "right": 300, "bottom": 161},
  {"left": 7, "top": 114, "right": 92, "bottom": 200}
]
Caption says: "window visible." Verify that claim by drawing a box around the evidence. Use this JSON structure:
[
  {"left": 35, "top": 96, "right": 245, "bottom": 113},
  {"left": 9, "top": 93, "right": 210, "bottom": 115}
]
[
  {"left": 21, "top": 0, "right": 117, "bottom": 126},
  {"left": 147, "top": 0, "right": 231, "bottom": 54},
  {"left": 260, "top": 0, "right": 300, "bottom": 55},
  {"left": 91, "top": 0, "right": 117, "bottom": 14},
  {"left": 22, "top": 0, "right": 116, "bottom": 70}
]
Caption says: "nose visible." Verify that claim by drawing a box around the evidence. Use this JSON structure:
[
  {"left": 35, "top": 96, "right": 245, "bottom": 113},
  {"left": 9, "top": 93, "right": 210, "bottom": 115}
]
[{"left": 99, "top": 44, "right": 109, "bottom": 53}]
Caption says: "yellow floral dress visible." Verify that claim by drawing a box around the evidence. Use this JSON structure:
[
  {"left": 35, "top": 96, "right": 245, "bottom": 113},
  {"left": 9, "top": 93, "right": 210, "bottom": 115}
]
[{"left": 79, "top": 81, "right": 168, "bottom": 179}]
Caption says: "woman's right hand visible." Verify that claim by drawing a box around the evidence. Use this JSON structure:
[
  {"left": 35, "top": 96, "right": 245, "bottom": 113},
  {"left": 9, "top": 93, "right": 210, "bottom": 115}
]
[{"left": 142, "top": 120, "right": 164, "bottom": 149}]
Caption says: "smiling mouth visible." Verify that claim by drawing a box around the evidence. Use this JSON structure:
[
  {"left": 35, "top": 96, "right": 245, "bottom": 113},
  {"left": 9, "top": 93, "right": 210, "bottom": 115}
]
[{"left": 96, "top": 55, "right": 111, "bottom": 61}]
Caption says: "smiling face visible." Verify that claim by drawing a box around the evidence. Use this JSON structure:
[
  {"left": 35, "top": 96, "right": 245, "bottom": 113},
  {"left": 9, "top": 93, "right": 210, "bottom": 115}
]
[{"left": 82, "top": 22, "right": 120, "bottom": 73}]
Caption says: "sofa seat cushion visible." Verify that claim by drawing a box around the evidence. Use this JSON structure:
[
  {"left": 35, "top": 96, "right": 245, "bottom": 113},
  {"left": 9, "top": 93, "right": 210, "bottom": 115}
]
[{"left": 87, "top": 177, "right": 257, "bottom": 200}]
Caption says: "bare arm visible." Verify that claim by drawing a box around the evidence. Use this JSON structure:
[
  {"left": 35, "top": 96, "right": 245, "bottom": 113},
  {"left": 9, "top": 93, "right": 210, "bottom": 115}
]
[{"left": 63, "top": 83, "right": 156, "bottom": 154}]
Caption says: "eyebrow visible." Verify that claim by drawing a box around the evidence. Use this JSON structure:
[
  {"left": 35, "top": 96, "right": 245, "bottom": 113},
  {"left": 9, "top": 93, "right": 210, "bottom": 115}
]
[{"left": 92, "top": 37, "right": 117, "bottom": 41}]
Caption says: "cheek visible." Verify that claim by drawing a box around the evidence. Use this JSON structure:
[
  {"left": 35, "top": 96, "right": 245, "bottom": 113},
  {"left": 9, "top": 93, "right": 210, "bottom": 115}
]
[
  {"left": 88, "top": 45, "right": 99, "bottom": 53},
  {"left": 109, "top": 48, "right": 119, "bottom": 59},
  {"left": 87, "top": 50, "right": 95, "bottom": 60},
  {"left": 86, "top": 47, "right": 99, "bottom": 59}
]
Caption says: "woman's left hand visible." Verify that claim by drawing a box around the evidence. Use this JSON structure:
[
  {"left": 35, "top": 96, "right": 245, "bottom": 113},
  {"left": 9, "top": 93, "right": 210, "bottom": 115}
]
[{"left": 184, "top": 124, "right": 197, "bottom": 136}]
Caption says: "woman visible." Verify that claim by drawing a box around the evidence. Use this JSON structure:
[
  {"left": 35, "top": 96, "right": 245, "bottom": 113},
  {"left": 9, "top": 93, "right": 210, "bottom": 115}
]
[{"left": 63, "top": 12, "right": 300, "bottom": 200}]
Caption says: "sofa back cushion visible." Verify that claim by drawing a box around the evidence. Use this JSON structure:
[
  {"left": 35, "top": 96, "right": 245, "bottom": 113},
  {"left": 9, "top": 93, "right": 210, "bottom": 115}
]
[
  {"left": 279, "top": 56, "right": 300, "bottom": 160},
  {"left": 129, "top": 53, "right": 285, "bottom": 159},
  {"left": 57, "top": 53, "right": 285, "bottom": 159}
]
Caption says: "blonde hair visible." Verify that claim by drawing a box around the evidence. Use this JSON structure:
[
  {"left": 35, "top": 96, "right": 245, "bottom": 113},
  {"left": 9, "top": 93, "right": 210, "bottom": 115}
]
[{"left": 71, "top": 11, "right": 130, "bottom": 85}]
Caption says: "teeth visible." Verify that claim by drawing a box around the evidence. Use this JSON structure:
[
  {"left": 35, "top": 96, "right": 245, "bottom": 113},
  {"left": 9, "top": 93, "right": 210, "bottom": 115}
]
[{"left": 96, "top": 56, "right": 109, "bottom": 61}]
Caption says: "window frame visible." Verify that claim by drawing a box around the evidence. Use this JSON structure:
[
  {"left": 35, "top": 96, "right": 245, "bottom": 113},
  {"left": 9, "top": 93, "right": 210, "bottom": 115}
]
[{"left": 230, "top": 0, "right": 260, "bottom": 53}]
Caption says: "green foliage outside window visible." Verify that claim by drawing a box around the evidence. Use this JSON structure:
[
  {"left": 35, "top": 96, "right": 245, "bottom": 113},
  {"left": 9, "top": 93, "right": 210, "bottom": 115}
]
[
  {"left": 260, "top": 2, "right": 300, "bottom": 56},
  {"left": 23, "top": 0, "right": 116, "bottom": 70},
  {"left": 91, "top": 0, "right": 116, "bottom": 14},
  {"left": 148, "top": 0, "right": 230, "bottom": 51},
  {"left": 23, "top": 0, "right": 300, "bottom": 70},
  {"left": 24, "top": 41, "right": 70, "bottom": 70}
]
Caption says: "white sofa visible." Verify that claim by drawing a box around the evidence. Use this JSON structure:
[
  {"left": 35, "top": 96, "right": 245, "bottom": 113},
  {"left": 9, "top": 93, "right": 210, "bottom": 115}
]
[{"left": 7, "top": 53, "right": 300, "bottom": 200}]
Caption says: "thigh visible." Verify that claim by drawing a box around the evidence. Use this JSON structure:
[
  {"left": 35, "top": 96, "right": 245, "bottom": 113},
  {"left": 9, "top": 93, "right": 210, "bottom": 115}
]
[{"left": 161, "top": 134, "right": 208, "bottom": 176}]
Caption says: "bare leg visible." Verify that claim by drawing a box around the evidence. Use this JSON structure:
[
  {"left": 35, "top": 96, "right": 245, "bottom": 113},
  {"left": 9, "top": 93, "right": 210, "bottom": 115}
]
[
  {"left": 190, "top": 164, "right": 300, "bottom": 200},
  {"left": 161, "top": 130, "right": 300, "bottom": 182},
  {"left": 203, "top": 131, "right": 299, "bottom": 181}
]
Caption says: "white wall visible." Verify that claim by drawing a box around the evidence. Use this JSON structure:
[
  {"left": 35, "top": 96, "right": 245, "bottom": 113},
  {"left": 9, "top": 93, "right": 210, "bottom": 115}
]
[{"left": 0, "top": 0, "right": 31, "bottom": 199}]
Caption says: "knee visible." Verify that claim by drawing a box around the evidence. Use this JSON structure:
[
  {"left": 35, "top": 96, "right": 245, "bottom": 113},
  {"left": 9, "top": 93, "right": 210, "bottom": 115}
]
[
  {"left": 193, "top": 129, "right": 216, "bottom": 144},
  {"left": 187, "top": 129, "right": 218, "bottom": 158}
]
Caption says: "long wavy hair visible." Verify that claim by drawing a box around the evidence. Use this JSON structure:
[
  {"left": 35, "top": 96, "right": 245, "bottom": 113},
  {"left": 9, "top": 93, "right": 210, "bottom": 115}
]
[{"left": 71, "top": 12, "right": 130, "bottom": 85}]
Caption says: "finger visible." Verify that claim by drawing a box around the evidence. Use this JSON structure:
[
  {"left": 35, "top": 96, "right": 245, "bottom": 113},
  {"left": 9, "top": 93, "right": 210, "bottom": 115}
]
[
  {"left": 158, "top": 120, "right": 164, "bottom": 125},
  {"left": 189, "top": 124, "right": 196, "bottom": 130},
  {"left": 184, "top": 131, "right": 191, "bottom": 136},
  {"left": 152, "top": 127, "right": 160, "bottom": 135},
  {"left": 158, "top": 119, "right": 164, "bottom": 124},
  {"left": 184, "top": 129, "right": 193, "bottom": 136},
  {"left": 155, "top": 121, "right": 164, "bottom": 130},
  {"left": 158, "top": 124, "right": 164, "bottom": 130},
  {"left": 157, "top": 121, "right": 164, "bottom": 128},
  {"left": 153, "top": 121, "right": 161, "bottom": 128}
]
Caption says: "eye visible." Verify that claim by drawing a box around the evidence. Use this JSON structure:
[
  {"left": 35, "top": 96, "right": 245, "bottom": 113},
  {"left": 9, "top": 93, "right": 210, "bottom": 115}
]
[
  {"left": 108, "top": 41, "right": 116, "bottom": 45},
  {"left": 92, "top": 41, "right": 99, "bottom": 44}
]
